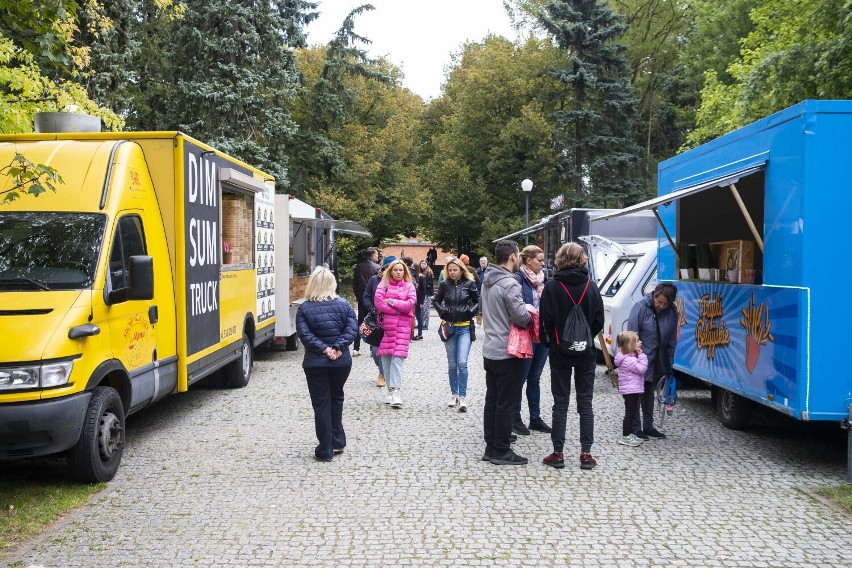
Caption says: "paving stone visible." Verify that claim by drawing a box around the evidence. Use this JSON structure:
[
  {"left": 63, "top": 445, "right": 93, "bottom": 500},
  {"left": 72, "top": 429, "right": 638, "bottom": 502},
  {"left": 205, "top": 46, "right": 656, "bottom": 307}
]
[{"left": 3, "top": 309, "right": 851, "bottom": 567}]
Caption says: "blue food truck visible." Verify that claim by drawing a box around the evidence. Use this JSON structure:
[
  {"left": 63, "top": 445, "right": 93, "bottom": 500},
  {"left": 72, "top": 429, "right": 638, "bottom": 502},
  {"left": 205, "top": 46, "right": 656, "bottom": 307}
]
[{"left": 597, "top": 100, "right": 852, "bottom": 474}]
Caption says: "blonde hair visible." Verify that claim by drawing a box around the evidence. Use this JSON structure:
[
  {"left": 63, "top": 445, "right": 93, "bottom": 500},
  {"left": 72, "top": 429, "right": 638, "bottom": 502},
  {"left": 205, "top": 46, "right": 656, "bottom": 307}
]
[
  {"left": 304, "top": 266, "right": 338, "bottom": 301},
  {"left": 520, "top": 245, "right": 543, "bottom": 265},
  {"left": 617, "top": 331, "right": 639, "bottom": 355},
  {"left": 554, "top": 242, "right": 588, "bottom": 270},
  {"left": 381, "top": 259, "right": 413, "bottom": 284},
  {"left": 445, "top": 258, "right": 473, "bottom": 281}
]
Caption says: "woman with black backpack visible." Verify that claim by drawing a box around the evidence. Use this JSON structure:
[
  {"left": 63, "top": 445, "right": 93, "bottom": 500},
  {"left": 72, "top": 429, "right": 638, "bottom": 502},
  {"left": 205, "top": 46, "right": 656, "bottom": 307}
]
[{"left": 539, "top": 242, "right": 604, "bottom": 470}]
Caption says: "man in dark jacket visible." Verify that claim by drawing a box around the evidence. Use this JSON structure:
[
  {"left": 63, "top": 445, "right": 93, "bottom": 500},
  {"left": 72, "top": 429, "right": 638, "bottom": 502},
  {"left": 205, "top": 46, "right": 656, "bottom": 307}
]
[
  {"left": 627, "top": 283, "right": 678, "bottom": 439},
  {"left": 480, "top": 240, "right": 532, "bottom": 465},
  {"left": 539, "top": 242, "right": 604, "bottom": 470},
  {"left": 352, "top": 247, "right": 379, "bottom": 355}
]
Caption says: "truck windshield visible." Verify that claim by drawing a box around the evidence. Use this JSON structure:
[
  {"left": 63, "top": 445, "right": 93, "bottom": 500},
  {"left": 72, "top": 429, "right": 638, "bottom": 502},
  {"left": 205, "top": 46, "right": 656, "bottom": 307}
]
[
  {"left": 0, "top": 212, "right": 106, "bottom": 290},
  {"left": 600, "top": 258, "right": 636, "bottom": 297}
]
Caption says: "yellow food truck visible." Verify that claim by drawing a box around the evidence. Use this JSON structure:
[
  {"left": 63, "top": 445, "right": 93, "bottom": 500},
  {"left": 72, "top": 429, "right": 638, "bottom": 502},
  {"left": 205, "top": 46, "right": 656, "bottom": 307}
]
[{"left": 0, "top": 125, "right": 276, "bottom": 482}]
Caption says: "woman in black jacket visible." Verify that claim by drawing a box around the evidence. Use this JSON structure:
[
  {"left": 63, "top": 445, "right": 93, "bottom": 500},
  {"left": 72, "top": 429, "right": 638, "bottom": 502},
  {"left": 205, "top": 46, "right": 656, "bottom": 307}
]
[
  {"left": 296, "top": 266, "right": 358, "bottom": 462},
  {"left": 415, "top": 259, "right": 434, "bottom": 336},
  {"left": 433, "top": 257, "right": 480, "bottom": 411},
  {"left": 539, "top": 242, "right": 604, "bottom": 471}
]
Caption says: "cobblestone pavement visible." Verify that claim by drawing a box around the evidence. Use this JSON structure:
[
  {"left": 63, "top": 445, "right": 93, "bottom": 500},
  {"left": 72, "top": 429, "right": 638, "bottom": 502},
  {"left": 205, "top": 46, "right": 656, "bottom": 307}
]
[{"left": 3, "top": 311, "right": 851, "bottom": 567}]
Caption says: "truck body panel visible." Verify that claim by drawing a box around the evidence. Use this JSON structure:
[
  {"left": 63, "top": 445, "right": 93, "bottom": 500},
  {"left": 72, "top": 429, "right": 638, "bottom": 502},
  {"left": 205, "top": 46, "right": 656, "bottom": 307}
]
[
  {"left": 0, "top": 130, "right": 276, "bottom": 474},
  {"left": 649, "top": 100, "right": 852, "bottom": 422}
]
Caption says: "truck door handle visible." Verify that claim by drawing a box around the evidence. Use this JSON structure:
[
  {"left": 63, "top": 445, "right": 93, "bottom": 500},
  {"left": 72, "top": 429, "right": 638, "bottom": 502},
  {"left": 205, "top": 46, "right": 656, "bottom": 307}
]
[{"left": 148, "top": 305, "right": 159, "bottom": 325}]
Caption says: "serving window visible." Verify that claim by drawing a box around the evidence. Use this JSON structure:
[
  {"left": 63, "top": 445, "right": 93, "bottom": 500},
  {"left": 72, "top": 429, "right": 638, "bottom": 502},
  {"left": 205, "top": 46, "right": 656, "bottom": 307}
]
[
  {"left": 221, "top": 187, "right": 255, "bottom": 267},
  {"left": 676, "top": 169, "right": 765, "bottom": 284}
]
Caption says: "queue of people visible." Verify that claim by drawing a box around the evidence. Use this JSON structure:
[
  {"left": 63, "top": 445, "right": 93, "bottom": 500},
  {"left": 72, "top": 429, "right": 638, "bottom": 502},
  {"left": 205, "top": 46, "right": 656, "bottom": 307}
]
[{"left": 297, "top": 241, "right": 678, "bottom": 468}]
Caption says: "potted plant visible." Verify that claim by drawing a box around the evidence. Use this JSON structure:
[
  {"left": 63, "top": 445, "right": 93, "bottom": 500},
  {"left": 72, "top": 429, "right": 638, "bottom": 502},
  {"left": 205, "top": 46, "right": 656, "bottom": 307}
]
[
  {"left": 696, "top": 243, "right": 715, "bottom": 280},
  {"left": 223, "top": 241, "right": 233, "bottom": 264},
  {"left": 678, "top": 242, "right": 695, "bottom": 279}
]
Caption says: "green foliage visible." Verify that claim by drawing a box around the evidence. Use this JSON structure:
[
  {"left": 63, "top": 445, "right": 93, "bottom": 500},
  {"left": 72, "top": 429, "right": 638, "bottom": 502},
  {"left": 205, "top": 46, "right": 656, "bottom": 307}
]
[
  {"left": 422, "top": 36, "right": 568, "bottom": 253},
  {"left": 538, "top": 0, "right": 646, "bottom": 207},
  {"left": 0, "top": 154, "right": 65, "bottom": 204},
  {"left": 162, "top": 0, "right": 301, "bottom": 184},
  {"left": 687, "top": 0, "right": 852, "bottom": 146},
  {"left": 0, "top": 464, "right": 103, "bottom": 551}
]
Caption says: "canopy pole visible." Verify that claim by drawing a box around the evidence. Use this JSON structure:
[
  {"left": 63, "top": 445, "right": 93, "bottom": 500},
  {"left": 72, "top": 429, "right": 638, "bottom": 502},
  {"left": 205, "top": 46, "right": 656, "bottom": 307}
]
[
  {"left": 652, "top": 207, "right": 679, "bottom": 262},
  {"left": 728, "top": 183, "right": 765, "bottom": 253}
]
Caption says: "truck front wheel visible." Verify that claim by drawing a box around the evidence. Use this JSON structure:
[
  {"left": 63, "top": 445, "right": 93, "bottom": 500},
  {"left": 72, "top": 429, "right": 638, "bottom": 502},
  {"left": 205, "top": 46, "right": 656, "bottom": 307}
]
[
  {"left": 717, "top": 388, "right": 753, "bottom": 430},
  {"left": 224, "top": 332, "right": 252, "bottom": 388},
  {"left": 67, "top": 386, "right": 125, "bottom": 483}
]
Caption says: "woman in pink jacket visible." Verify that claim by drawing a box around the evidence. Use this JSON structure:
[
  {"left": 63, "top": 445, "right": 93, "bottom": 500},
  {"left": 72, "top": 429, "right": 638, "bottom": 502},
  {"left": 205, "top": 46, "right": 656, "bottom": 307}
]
[
  {"left": 614, "top": 331, "right": 648, "bottom": 448},
  {"left": 374, "top": 258, "right": 417, "bottom": 408}
]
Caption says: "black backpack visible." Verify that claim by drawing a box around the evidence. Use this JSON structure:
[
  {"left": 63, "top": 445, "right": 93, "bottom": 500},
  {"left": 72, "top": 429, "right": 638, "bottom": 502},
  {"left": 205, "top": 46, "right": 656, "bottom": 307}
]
[{"left": 556, "top": 279, "right": 593, "bottom": 357}]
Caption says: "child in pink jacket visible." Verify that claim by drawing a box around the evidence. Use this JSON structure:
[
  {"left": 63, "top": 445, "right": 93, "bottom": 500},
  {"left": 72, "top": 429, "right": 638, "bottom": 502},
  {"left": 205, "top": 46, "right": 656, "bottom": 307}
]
[
  {"left": 614, "top": 331, "right": 648, "bottom": 447},
  {"left": 374, "top": 259, "right": 417, "bottom": 408}
]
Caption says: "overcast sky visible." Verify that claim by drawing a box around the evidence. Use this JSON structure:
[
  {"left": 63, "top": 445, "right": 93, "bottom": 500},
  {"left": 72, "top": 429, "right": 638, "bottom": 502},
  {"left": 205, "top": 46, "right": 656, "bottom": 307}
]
[{"left": 305, "top": 0, "right": 517, "bottom": 101}]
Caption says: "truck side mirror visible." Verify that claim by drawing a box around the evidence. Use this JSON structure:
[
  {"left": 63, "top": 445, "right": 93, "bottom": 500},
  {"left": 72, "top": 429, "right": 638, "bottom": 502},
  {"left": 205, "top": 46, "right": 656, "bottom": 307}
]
[
  {"left": 127, "top": 255, "right": 154, "bottom": 300},
  {"left": 107, "top": 255, "right": 153, "bottom": 304}
]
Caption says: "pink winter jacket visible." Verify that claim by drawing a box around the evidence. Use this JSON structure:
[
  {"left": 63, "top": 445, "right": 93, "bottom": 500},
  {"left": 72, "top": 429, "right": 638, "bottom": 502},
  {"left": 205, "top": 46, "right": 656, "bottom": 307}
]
[
  {"left": 374, "top": 278, "right": 417, "bottom": 358},
  {"left": 614, "top": 351, "right": 648, "bottom": 395}
]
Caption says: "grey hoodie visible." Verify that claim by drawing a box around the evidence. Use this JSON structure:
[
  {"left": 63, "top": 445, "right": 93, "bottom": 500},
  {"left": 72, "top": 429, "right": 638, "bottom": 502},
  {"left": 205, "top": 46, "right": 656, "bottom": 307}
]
[{"left": 481, "top": 264, "right": 532, "bottom": 360}]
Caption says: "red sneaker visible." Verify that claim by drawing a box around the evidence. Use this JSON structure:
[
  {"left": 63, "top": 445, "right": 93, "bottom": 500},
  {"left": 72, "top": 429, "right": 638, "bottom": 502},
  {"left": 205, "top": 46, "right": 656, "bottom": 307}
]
[
  {"left": 542, "top": 452, "right": 565, "bottom": 469},
  {"left": 580, "top": 453, "right": 597, "bottom": 470}
]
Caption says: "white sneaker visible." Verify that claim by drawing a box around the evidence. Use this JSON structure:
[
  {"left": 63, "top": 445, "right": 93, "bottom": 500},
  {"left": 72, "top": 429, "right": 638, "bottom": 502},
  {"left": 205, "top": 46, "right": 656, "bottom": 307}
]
[
  {"left": 391, "top": 390, "right": 403, "bottom": 408},
  {"left": 618, "top": 434, "right": 643, "bottom": 447},
  {"left": 457, "top": 397, "right": 467, "bottom": 412},
  {"left": 448, "top": 395, "right": 458, "bottom": 407},
  {"left": 352, "top": 349, "right": 361, "bottom": 357},
  {"left": 385, "top": 391, "right": 393, "bottom": 404}
]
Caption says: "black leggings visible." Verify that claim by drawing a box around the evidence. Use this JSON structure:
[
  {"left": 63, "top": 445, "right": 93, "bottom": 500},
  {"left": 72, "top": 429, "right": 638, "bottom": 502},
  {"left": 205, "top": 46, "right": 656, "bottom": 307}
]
[{"left": 622, "top": 393, "right": 640, "bottom": 436}]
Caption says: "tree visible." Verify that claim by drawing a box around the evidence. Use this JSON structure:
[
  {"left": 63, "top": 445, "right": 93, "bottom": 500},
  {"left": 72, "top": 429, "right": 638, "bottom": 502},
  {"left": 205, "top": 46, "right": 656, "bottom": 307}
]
[
  {"left": 0, "top": 0, "right": 122, "bottom": 134},
  {"left": 422, "top": 35, "right": 568, "bottom": 253},
  {"left": 688, "top": 0, "right": 852, "bottom": 146},
  {"left": 538, "top": 0, "right": 645, "bottom": 208},
  {"left": 164, "top": 0, "right": 302, "bottom": 184}
]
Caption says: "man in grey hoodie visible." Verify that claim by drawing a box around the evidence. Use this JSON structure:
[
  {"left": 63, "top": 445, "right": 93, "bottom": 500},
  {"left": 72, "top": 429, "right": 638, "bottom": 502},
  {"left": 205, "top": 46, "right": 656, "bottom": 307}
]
[{"left": 480, "top": 239, "right": 532, "bottom": 465}]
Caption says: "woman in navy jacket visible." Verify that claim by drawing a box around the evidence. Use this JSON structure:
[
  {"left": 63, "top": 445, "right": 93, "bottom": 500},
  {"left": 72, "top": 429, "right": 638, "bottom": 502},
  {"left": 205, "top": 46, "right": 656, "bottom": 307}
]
[{"left": 296, "top": 266, "right": 358, "bottom": 462}]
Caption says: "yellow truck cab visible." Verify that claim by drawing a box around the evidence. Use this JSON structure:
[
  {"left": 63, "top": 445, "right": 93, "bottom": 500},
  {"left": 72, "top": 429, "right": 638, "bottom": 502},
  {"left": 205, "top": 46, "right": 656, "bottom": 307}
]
[{"left": 0, "top": 127, "right": 276, "bottom": 482}]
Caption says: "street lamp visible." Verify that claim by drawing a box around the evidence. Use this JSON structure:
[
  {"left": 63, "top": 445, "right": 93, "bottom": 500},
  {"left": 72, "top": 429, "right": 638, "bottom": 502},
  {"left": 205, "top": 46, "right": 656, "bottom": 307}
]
[{"left": 521, "top": 178, "right": 533, "bottom": 245}]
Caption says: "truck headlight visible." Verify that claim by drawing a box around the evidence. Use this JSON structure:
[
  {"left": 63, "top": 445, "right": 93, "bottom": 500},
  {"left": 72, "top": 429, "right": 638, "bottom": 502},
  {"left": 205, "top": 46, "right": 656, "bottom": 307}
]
[{"left": 0, "top": 361, "right": 74, "bottom": 390}]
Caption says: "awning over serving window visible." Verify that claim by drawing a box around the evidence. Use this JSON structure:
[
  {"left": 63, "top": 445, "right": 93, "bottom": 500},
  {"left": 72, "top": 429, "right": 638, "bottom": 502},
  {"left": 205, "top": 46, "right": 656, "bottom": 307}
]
[
  {"left": 291, "top": 217, "right": 372, "bottom": 238},
  {"left": 594, "top": 164, "right": 766, "bottom": 221},
  {"left": 493, "top": 214, "right": 558, "bottom": 242}
]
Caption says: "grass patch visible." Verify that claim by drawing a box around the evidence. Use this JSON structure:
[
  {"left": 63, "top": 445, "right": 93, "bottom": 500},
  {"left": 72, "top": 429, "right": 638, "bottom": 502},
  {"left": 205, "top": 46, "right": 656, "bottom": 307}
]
[
  {"left": 0, "top": 462, "right": 104, "bottom": 553},
  {"left": 815, "top": 484, "right": 852, "bottom": 513}
]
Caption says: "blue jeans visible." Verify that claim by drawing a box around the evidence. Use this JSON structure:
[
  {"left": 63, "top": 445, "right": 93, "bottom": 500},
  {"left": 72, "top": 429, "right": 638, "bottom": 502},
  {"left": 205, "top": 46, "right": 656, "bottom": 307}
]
[
  {"left": 370, "top": 345, "right": 383, "bottom": 374},
  {"left": 514, "top": 342, "right": 549, "bottom": 422},
  {"left": 415, "top": 304, "right": 424, "bottom": 336},
  {"left": 379, "top": 356, "right": 405, "bottom": 389},
  {"left": 444, "top": 324, "right": 471, "bottom": 397}
]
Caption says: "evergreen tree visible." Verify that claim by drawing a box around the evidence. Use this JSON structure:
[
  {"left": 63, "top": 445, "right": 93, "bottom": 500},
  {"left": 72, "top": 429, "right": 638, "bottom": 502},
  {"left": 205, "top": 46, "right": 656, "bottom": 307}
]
[
  {"left": 538, "top": 0, "right": 645, "bottom": 207},
  {"left": 166, "top": 0, "right": 303, "bottom": 184},
  {"left": 287, "top": 5, "right": 392, "bottom": 198}
]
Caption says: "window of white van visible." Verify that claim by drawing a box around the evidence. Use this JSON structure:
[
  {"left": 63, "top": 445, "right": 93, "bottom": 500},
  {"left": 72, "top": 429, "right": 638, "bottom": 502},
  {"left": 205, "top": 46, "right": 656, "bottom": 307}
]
[
  {"left": 108, "top": 215, "right": 146, "bottom": 291},
  {"left": 600, "top": 258, "right": 636, "bottom": 297},
  {"left": 642, "top": 268, "right": 658, "bottom": 295}
]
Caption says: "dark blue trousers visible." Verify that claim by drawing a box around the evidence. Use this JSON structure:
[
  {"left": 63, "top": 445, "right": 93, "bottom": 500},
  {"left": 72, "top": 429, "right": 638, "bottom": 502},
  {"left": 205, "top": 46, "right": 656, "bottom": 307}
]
[{"left": 305, "top": 366, "right": 350, "bottom": 460}]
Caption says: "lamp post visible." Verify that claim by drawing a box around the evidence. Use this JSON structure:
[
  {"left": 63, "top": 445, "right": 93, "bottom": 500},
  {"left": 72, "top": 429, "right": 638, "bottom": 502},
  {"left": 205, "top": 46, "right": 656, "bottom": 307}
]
[{"left": 521, "top": 178, "right": 533, "bottom": 245}]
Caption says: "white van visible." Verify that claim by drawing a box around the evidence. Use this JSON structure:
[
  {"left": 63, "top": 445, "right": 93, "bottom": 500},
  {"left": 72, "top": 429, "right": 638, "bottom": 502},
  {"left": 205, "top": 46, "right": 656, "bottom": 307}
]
[{"left": 594, "top": 240, "right": 658, "bottom": 356}]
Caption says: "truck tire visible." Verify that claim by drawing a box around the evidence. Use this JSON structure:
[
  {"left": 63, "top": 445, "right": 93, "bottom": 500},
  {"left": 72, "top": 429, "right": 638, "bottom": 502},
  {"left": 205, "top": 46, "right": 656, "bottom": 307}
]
[
  {"left": 224, "top": 332, "right": 252, "bottom": 388},
  {"left": 284, "top": 333, "right": 299, "bottom": 351},
  {"left": 716, "top": 388, "right": 753, "bottom": 430},
  {"left": 67, "top": 386, "right": 125, "bottom": 483}
]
